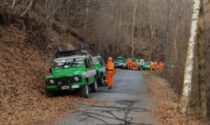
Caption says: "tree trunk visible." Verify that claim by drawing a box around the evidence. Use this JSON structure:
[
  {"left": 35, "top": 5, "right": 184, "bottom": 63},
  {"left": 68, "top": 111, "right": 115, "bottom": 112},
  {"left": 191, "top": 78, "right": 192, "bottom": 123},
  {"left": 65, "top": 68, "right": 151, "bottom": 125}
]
[
  {"left": 131, "top": 0, "right": 138, "bottom": 57},
  {"left": 197, "top": 0, "right": 207, "bottom": 118},
  {"left": 180, "top": 0, "right": 201, "bottom": 115},
  {"left": 84, "top": 0, "right": 89, "bottom": 31}
]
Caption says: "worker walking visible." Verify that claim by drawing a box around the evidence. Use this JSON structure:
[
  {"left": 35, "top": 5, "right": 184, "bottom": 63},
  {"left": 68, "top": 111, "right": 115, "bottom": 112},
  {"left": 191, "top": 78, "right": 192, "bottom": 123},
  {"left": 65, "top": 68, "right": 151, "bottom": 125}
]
[
  {"left": 126, "top": 58, "right": 132, "bottom": 70},
  {"left": 106, "top": 57, "right": 115, "bottom": 89}
]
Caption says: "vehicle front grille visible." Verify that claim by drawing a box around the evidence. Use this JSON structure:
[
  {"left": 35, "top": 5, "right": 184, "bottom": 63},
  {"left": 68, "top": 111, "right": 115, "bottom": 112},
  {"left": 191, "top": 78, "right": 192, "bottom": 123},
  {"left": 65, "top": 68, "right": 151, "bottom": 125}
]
[{"left": 54, "top": 76, "right": 81, "bottom": 85}]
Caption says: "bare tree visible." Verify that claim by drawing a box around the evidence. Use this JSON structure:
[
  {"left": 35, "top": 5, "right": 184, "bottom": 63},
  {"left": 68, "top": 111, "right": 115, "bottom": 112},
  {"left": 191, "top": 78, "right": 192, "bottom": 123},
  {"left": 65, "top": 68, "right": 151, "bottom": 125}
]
[
  {"left": 84, "top": 0, "right": 90, "bottom": 31},
  {"left": 180, "top": 0, "right": 202, "bottom": 115},
  {"left": 131, "top": 0, "right": 138, "bottom": 57},
  {"left": 197, "top": 0, "right": 207, "bottom": 118}
]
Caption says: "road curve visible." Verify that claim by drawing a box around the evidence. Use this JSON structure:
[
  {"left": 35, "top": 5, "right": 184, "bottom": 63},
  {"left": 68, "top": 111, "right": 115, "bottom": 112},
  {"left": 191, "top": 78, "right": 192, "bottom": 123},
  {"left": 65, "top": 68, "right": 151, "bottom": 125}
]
[{"left": 56, "top": 70, "right": 159, "bottom": 125}]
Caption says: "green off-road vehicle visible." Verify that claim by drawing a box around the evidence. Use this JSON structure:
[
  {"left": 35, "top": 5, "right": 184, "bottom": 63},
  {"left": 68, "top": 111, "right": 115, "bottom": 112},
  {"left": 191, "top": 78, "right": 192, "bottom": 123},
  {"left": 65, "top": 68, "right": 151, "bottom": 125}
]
[
  {"left": 142, "top": 61, "right": 150, "bottom": 70},
  {"left": 45, "top": 50, "right": 97, "bottom": 98},
  {"left": 114, "top": 56, "right": 126, "bottom": 69},
  {"left": 93, "top": 56, "right": 106, "bottom": 86},
  {"left": 136, "top": 58, "right": 145, "bottom": 70}
]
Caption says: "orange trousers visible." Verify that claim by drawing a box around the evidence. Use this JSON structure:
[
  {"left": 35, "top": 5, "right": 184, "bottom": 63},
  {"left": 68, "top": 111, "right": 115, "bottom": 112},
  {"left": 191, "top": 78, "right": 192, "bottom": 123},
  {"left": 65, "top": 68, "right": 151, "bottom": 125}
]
[
  {"left": 133, "top": 64, "right": 138, "bottom": 70},
  {"left": 106, "top": 71, "right": 114, "bottom": 88},
  {"left": 127, "top": 64, "right": 132, "bottom": 70}
]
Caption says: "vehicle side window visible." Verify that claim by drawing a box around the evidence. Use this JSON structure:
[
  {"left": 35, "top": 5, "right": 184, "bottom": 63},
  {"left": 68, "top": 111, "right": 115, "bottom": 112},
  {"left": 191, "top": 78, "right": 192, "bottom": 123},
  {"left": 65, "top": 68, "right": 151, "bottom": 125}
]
[
  {"left": 86, "top": 57, "right": 94, "bottom": 69},
  {"left": 99, "top": 58, "right": 105, "bottom": 66}
]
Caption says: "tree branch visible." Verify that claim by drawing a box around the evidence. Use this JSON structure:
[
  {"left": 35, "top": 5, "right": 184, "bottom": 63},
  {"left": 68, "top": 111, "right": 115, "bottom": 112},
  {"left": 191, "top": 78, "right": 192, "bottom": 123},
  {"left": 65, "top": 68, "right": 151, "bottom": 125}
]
[
  {"left": 45, "top": 0, "right": 70, "bottom": 21},
  {"left": 12, "top": 0, "right": 16, "bottom": 9},
  {"left": 21, "top": 0, "right": 34, "bottom": 17}
]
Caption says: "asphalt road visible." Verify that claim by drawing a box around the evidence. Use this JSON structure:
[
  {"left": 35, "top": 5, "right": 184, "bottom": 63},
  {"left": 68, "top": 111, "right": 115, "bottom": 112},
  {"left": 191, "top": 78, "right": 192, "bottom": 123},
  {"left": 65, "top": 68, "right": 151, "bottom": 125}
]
[{"left": 56, "top": 70, "right": 159, "bottom": 125}]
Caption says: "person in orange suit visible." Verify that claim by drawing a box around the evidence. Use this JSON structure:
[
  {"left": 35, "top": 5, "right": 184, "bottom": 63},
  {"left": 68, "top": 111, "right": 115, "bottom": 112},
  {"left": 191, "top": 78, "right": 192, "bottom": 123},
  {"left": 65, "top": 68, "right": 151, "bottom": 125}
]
[
  {"left": 154, "top": 61, "right": 158, "bottom": 70},
  {"left": 158, "top": 61, "right": 165, "bottom": 71},
  {"left": 106, "top": 57, "right": 115, "bottom": 89},
  {"left": 133, "top": 61, "right": 138, "bottom": 70},
  {"left": 126, "top": 58, "right": 132, "bottom": 70},
  {"left": 150, "top": 61, "right": 154, "bottom": 70}
]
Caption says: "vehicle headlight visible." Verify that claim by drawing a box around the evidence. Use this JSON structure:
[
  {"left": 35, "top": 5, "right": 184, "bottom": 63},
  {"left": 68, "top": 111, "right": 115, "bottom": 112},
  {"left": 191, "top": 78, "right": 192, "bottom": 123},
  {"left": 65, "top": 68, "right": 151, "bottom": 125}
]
[
  {"left": 74, "top": 76, "right": 79, "bottom": 82},
  {"left": 49, "top": 79, "right": 54, "bottom": 84}
]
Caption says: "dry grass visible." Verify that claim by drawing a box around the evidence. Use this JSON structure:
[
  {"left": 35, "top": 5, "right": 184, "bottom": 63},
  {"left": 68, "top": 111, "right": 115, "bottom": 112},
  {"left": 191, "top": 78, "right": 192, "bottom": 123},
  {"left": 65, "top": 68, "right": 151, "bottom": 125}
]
[{"left": 143, "top": 71, "right": 209, "bottom": 125}]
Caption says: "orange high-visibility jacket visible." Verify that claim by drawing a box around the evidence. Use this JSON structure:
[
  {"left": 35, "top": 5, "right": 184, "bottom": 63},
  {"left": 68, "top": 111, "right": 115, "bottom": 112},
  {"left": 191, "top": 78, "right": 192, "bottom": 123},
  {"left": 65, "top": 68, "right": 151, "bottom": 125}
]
[
  {"left": 150, "top": 62, "right": 154, "bottom": 70},
  {"left": 106, "top": 58, "right": 115, "bottom": 88},
  {"left": 158, "top": 62, "right": 165, "bottom": 71},
  {"left": 154, "top": 61, "right": 158, "bottom": 70},
  {"left": 126, "top": 59, "right": 132, "bottom": 68},
  {"left": 106, "top": 62, "right": 115, "bottom": 72}
]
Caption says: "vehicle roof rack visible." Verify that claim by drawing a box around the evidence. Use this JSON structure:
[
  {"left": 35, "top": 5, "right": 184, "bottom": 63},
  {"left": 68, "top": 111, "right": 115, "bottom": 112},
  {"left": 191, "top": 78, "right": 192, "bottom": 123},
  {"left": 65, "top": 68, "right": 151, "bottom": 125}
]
[{"left": 55, "top": 49, "right": 88, "bottom": 58}]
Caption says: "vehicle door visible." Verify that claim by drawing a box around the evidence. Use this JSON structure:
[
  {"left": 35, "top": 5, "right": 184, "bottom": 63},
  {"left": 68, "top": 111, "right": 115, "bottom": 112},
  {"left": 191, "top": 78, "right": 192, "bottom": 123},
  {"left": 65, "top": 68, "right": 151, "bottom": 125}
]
[
  {"left": 98, "top": 57, "right": 106, "bottom": 77},
  {"left": 84, "top": 56, "right": 96, "bottom": 84}
]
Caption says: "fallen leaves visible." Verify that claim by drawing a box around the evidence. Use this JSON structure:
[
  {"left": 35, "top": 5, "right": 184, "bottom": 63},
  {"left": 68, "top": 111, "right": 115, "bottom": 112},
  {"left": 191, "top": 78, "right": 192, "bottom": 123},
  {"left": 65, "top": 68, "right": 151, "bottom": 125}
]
[
  {"left": 0, "top": 24, "right": 99, "bottom": 125},
  {"left": 143, "top": 71, "right": 209, "bottom": 125}
]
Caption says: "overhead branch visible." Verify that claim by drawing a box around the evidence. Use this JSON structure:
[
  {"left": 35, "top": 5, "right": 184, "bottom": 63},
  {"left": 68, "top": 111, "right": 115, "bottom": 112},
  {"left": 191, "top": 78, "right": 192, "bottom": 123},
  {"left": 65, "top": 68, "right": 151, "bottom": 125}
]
[
  {"left": 45, "top": 0, "right": 70, "bottom": 21},
  {"left": 21, "top": 0, "right": 34, "bottom": 17}
]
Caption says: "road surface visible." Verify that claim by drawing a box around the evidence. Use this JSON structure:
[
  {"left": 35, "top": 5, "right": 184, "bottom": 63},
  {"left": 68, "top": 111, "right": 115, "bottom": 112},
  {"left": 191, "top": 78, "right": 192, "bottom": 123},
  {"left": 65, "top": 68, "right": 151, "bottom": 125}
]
[{"left": 56, "top": 70, "right": 159, "bottom": 125}]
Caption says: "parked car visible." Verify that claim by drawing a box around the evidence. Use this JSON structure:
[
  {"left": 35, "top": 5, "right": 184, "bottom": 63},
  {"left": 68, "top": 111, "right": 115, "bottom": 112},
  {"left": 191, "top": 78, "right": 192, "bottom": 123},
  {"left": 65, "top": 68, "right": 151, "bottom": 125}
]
[
  {"left": 142, "top": 61, "right": 150, "bottom": 70},
  {"left": 136, "top": 58, "right": 145, "bottom": 70},
  {"left": 92, "top": 56, "right": 106, "bottom": 86},
  {"left": 114, "top": 56, "right": 126, "bottom": 69},
  {"left": 45, "top": 49, "right": 97, "bottom": 98}
]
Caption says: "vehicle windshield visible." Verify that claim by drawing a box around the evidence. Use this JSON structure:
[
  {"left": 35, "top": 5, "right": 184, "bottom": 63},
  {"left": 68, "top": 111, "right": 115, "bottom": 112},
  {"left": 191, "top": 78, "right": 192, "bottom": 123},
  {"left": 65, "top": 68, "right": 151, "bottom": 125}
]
[
  {"left": 115, "top": 58, "right": 125, "bottom": 63},
  {"left": 144, "top": 62, "right": 150, "bottom": 65},
  {"left": 53, "top": 56, "right": 84, "bottom": 69}
]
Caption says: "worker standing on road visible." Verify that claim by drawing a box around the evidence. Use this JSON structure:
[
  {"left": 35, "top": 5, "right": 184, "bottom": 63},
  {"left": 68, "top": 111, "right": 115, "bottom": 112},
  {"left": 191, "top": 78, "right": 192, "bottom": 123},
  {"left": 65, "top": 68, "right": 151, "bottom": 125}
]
[
  {"left": 150, "top": 61, "right": 154, "bottom": 70},
  {"left": 133, "top": 61, "right": 138, "bottom": 70},
  {"left": 154, "top": 61, "right": 158, "bottom": 70},
  {"left": 106, "top": 57, "right": 115, "bottom": 89},
  {"left": 126, "top": 58, "right": 132, "bottom": 70},
  {"left": 158, "top": 61, "right": 165, "bottom": 71}
]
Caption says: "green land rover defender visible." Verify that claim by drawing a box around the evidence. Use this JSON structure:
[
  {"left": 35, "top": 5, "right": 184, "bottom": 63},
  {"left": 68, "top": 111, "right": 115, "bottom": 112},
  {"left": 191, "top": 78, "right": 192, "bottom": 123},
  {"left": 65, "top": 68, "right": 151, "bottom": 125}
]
[
  {"left": 45, "top": 50, "right": 97, "bottom": 98},
  {"left": 93, "top": 56, "right": 106, "bottom": 86}
]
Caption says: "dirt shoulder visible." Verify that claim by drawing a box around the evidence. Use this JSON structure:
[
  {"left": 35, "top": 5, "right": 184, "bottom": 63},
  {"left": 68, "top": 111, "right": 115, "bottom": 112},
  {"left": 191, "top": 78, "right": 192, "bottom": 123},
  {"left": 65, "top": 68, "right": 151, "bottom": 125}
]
[{"left": 143, "top": 71, "right": 209, "bottom": 125}]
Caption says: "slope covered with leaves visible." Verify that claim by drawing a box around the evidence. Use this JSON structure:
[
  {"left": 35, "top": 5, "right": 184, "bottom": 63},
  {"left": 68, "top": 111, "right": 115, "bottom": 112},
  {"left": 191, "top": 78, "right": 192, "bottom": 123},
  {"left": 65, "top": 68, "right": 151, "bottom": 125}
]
[{"left": 0, "top": 7, "right": 97, "bottom": 125}]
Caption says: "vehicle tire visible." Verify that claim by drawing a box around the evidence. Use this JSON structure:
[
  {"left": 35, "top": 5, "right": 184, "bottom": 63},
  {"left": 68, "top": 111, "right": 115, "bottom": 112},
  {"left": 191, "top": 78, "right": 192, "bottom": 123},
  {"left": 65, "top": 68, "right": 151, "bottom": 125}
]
[
  {"left": 46, "top": 91, "right": 54, "bottom": 97},
  {"left": 81, "top": 81, "right": 89, "bottom": 98},
  {"left": 97, "top": 75, "right": 105, "bottom": 87},
  {"left": 91, "top": 81, "right": 98, "bottom": 92}
]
